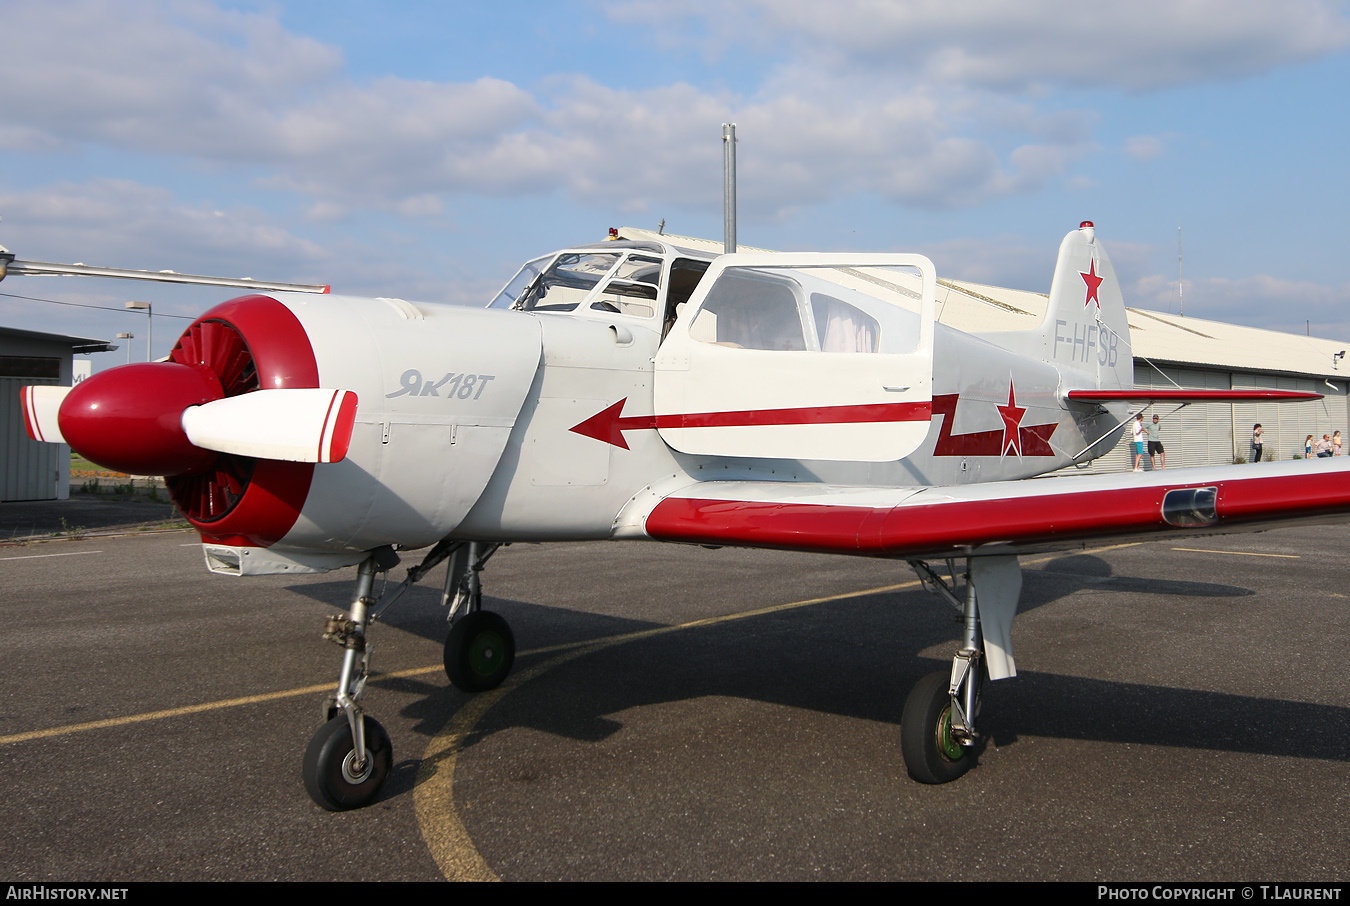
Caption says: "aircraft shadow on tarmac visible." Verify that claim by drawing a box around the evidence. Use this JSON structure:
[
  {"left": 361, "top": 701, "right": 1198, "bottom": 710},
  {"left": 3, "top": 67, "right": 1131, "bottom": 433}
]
[{"left": 284, "top": 551, "right": 1342, "bottom": 806}]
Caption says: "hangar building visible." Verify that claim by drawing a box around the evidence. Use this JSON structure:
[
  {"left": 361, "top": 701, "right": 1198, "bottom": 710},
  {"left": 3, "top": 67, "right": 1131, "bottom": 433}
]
[{"left": 1, "top": 326, "right": 114, "bottom": 501}]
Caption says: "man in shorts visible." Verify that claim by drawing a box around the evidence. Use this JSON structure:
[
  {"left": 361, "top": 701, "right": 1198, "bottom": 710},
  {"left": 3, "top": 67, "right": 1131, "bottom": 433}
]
[{"left": 1147, "top": 413, "right": 1165, "bottom": 470}]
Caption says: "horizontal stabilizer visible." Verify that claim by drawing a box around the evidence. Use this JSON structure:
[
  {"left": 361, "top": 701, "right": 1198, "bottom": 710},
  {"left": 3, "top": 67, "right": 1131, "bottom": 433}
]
[
  {"left": 181, "top": 389, "right": 358, "bottom": 464},
  {"left": 1066, "top": 389, "right": 1323, "bottom": 403},
  {"left": 22, "top": 385, "right": 71, "bottom": 444}
]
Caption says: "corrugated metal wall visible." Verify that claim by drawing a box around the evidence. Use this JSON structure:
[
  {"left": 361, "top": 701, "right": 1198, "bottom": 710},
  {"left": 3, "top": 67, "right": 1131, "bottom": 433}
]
[
  {"left": 1, "top": 376, "right": 65, "bottom": 501},
  {"left": 1067, "top": 364, "right": 1349, "bottom": 474}
]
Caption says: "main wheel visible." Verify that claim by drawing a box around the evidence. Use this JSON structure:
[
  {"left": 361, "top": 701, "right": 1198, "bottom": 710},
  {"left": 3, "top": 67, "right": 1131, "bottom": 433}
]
[
  {"left": 302, "top": 714, "right": 392, "bottom": 811},
  {"left": 444, "top": 610, "right": 515, "bottom": 693},
  {"left": 900, "top": 670, "right": 976, "bottom": 784}
]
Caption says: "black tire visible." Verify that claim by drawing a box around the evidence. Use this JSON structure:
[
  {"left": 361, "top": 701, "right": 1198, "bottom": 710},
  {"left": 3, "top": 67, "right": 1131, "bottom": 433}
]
[
  {"left": 900, "top": 670, "right": 976, "bottom": 784},
  {"left": 302, "top": 714, "right": 392, "bottom": 811},
  {"left": 444, "top": 610, "right": 515, "bottom": 693}
]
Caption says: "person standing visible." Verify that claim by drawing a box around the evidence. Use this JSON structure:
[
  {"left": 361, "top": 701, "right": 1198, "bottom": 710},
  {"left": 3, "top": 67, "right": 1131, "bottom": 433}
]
[
  {"left": 1147, "top": 413, "right": 1165, "bottom": 470},
  {"left": 1335, "top": 431, "right": 1343, "bottom": 456},
  {"left": 1307, "top": 435, "right": 1315, "bottom": 459},
  {"left": 1132, "top": 414, "right": 1146, "bottom": 471},
  {"left": 1252, "top": 424, "right": 1263, "bottom": 463}
]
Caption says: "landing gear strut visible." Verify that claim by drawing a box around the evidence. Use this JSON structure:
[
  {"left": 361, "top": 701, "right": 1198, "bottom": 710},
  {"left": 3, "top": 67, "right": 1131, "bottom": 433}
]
[
  {"left": 440, "top": 542, "right": 515, "bottom": 693},
  {"left": 301, "top": 539, "right": 515, "bottom": 810},
  {"left": 901, "top": 555, "right": 1021, "bottom": 784},
  {"left": 303, "top": 552, "right": 395, "bottom": 810}
]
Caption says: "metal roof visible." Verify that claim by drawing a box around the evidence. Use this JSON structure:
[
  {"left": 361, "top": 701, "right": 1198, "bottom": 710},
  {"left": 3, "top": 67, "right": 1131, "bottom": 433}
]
[{"left": 0, "top": 325, "right": 115, "bottom": 354}]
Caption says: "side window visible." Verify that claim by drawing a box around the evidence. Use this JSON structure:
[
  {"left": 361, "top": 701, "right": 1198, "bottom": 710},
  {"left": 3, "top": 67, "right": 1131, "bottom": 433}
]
[
  {"left": 690, "top": 271, "right": 807, "bottom": 350},
  {"left": 590, "top": 255, "right": 662, "bottom": 318},
  {"left": 663, "top": 258, "right": 711, "bottom": 337},
  {"left": 812, "top": 293, "right": 880, "bottom": 353}
]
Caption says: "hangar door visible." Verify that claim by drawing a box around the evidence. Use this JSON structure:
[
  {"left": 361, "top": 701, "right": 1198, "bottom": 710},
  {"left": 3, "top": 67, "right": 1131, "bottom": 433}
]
[{"left": 1, "top": 357, "right": 63, "bottom": 500}]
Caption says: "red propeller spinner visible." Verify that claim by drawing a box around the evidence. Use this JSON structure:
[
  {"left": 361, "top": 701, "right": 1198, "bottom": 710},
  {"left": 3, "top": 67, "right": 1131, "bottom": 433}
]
[{"left": 28, "top": 295, "right": 356, "bottom": 548}]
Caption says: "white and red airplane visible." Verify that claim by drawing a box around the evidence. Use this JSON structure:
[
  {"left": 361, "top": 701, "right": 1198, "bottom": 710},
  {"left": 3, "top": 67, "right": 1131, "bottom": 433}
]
[{"left": 15, "top": 222, "right": 1341, "bottom": 810}]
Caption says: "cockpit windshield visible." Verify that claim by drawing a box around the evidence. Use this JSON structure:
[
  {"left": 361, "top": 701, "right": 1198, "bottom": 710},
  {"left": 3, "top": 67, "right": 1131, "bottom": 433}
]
[
  {"left": 488, "top": 252, "right": 622, "bottom": 313},
  {"left": 486, "top": 242, "right": 711, "bottom": 331}
]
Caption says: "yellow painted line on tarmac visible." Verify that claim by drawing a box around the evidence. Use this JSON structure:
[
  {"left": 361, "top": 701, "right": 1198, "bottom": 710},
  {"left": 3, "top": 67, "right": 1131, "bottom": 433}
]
[
  {"left": 1171, "top": 547, "right": 1300, "bottom": 559},
  {"left": 0, "top": 540, "right": 1145, "bottom": 876},
  {"left": 413, "top": 577, "right": 923, "bottom": 882},
  {"left": 0, "top": 682, "right": 334, "bottom": 746},
  {"left": 414, "top": 539, "right": 1145, "bottom": 881}
]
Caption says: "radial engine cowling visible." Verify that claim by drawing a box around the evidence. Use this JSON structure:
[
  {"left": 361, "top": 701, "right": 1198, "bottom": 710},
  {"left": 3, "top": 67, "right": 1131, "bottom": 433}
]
[{"left": 43, "top": 293, "right": 543, "bottom": 574}]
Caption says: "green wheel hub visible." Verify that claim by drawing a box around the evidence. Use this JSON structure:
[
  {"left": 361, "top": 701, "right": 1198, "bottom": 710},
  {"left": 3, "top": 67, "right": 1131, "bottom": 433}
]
[
  {"left": 468, "top": 630, "right": 505, "bottom": 679},
  {"left": 936, "top": 704, "right": 966, "bottom": 762}
]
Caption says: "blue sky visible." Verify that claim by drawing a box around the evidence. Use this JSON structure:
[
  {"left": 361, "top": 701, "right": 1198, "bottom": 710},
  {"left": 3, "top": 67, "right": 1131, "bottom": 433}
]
[{"left": 3, "top": 0, "right": 1349, "bottom": 365}]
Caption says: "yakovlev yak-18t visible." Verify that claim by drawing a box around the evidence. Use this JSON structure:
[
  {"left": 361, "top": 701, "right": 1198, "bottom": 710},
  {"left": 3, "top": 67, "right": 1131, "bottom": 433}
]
[{"left": 16, "top": 222, "right": 1341, "bottom": 809}]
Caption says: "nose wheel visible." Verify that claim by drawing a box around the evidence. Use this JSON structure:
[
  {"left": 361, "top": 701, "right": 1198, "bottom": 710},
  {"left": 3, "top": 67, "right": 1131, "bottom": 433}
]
[{"left": 302, "top": 713, "right": 392, "bottom": 811}]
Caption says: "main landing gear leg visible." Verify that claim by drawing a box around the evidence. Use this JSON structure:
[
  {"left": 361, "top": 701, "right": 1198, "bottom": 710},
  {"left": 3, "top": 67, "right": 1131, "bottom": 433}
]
[
  {"left": 441, "top": 541, "right": 515, "bottom": 693},
  {"left": 902, "top": 555, "right": 1022, "bottom": 784}
]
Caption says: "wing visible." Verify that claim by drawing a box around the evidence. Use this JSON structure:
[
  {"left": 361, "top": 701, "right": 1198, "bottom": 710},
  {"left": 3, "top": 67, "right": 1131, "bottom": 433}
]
[{"left": 626, "top": 458, "right": 1350, "bottom": 559}]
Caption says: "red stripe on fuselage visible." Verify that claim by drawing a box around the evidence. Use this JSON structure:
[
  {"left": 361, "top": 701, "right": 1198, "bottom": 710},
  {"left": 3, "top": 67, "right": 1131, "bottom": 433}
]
[
  {"left": 571, "top": 398, "right": 932, "bottom": 449},
  {"left": 655, "top": 400, "right": 933, "bottom": 429}
]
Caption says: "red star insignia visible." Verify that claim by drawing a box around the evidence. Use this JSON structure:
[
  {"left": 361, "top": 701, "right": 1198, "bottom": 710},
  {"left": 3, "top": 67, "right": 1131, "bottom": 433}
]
[
  {"left": 997, "top": 383, "right": 1026, "bottom": 457},
  {"left": 1081, "top": 259, "right": 1103, "bottom": 311}
]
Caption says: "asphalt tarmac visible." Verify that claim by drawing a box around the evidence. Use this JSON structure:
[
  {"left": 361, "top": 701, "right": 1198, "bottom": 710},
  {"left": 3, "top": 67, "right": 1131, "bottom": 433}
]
[{"left": 2, "top": 522, "right": 1348, "bottom": 881}]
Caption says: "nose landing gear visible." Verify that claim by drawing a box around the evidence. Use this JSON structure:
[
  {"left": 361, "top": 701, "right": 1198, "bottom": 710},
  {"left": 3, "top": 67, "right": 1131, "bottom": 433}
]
[{"left": 300, "top": 539, "right": 515, "bottom": 810}]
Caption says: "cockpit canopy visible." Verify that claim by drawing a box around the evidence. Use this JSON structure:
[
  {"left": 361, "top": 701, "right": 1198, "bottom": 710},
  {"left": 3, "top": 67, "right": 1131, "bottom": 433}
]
[{"left": 487, "top": 241, "right": 712, "bottom": 329}]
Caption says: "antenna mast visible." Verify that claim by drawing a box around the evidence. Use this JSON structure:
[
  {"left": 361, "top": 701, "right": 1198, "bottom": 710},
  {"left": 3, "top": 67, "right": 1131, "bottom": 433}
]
[
  {"left": 1177, "top": 225, "right": 1184, "bottom": 317},
  {"left": 723, "top": 123, "right": 737, "bottom": 254}
]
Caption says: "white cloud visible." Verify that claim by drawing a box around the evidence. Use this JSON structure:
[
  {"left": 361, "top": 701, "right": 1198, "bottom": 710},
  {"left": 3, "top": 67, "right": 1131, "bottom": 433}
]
[
  {"left": 1129, "top": 272, "right": 1350, "bottom": 338},
  {"left": 0, "top": 179, "right": 327, "bottom": 280},
  {"left": 613, "top": 0, "right": 1350, "bottom": 92},
  {"left": 1124, "top": 135, "right": 1168, "bottom": 161},
  {"left": 0, "top": 1, "right": 1102, "bottom": 217}
]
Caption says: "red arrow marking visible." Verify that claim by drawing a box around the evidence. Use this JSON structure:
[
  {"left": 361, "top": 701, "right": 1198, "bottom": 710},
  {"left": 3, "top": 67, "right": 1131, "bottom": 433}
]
[
  {"left": 570, "top": 398, "right": 933, "bottom": 450},
  {"left": 569, "top": 399, "right": 657, "bottom": 450}
]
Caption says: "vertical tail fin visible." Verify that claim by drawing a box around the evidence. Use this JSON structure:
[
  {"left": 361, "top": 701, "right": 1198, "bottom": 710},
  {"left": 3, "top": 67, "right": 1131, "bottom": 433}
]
[{"left": 1042, "top": 222, "right": 1132, "bottom": 391}]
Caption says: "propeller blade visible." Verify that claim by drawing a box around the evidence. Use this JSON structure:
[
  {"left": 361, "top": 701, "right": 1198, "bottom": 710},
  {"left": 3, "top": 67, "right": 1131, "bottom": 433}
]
[
  {"left": 181, "top": 389, "right": 359, "bottom": 464},
  {"left": 22, "top": 385, "right": 72, "bottom": 444}
]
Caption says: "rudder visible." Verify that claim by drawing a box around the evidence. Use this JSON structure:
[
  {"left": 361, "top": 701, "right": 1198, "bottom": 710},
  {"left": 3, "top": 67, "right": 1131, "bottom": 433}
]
[{"left": 1041, "top": 222, "right": 1132, "bottom": 391}]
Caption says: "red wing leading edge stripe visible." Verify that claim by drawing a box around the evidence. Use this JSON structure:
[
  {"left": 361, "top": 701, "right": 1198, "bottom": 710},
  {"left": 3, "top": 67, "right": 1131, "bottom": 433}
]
[{"left": 646, "top": 471, "right": 1350, "bottom": 558}]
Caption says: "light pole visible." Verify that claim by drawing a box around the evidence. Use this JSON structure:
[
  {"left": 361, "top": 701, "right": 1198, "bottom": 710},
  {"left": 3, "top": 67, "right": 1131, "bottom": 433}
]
[
  {"left": 125, "top": 301, "right": 151, "bottom": 361},
  {"left": 116, "top": 333, "right": 134, "bottom": 365}
]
